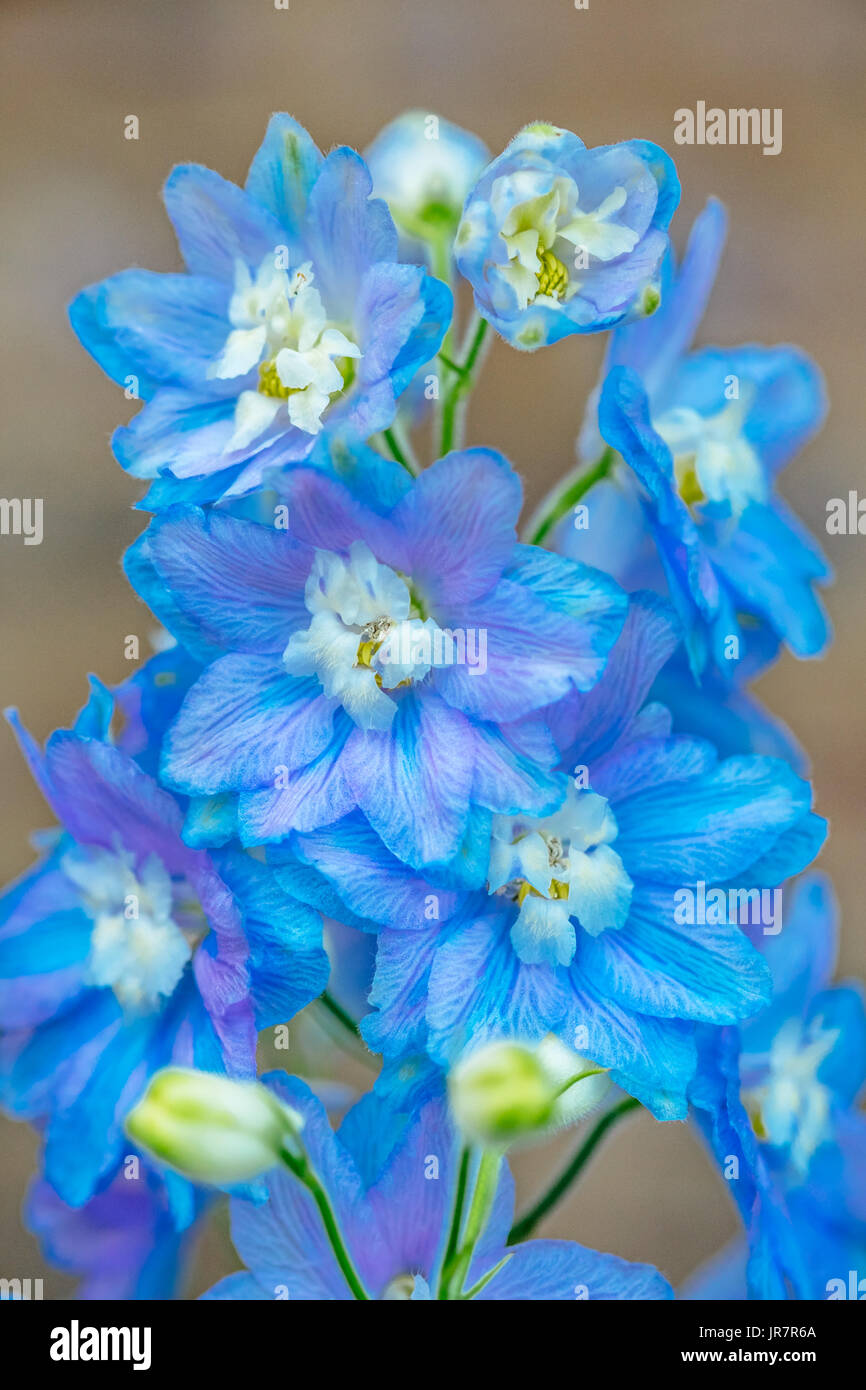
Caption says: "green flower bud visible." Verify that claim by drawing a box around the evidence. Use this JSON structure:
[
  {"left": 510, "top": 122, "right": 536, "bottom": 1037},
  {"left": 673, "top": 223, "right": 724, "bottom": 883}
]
[
  {"left": 448, "top": 1036, "right": 610, "bottom": 1148},
  {"left": 125, "top": 1067, "right": 304, "bottom": 1185}
]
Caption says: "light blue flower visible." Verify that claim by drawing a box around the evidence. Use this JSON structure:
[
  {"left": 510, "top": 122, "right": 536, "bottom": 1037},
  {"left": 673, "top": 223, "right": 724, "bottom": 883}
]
[
  {"left": 563, "top": 199, "right": 830, "bottom": 680},
  {"left": 125, "top": 448, "right": 626, "bottom": 870},
  {"left": 203, "top": 1073, "right": 672, "bottom": 1300},
  {"left": 274, "top": 595, "right": 825, "bottom": 1119},
  {"left": 69, "top": 114, "right": 452, "bottom": 507},
  {"left": 0, "top": 672, "right": 327, "bottom": 1207},
  {"left": 687, "top": 875, "right": 866, "bottom": 1299},
  {"left": 454, "top": 123, "right": 679, "bottom": 348}
]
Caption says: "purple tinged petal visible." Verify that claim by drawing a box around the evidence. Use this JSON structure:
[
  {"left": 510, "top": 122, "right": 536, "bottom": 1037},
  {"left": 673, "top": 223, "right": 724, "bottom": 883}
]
[
  {"left": 342, "top": 690, "right": 475, "bottom": 868},
  {"left": 302, "top": 148, "right": 397, "bottom": 313},
  {"left": 546, "top": 591, "right": 680, "bottom": 765},
  {"left": 238, "top": 717, "right": 356, "bottom": 843},
  {"left": 161, "top": 655, "right": 336, "bottom": 796},
  {"left": 475, "top": 1238, "right": 672, "bottom": 1300},
  {"left": 162, "top": 163, "right": 286, "bottom": 281},
  {"left": 392, "top": 449, "right": 521, "bottom": 608},
  {"left": 145, "top": 507, "right": 312, "bottom": 653},
  {"left": 276, "top": 467, "right": 408, "bottom": 567},
  {"left": 112, "top": 390, "right": 237, "bottom": 482}
]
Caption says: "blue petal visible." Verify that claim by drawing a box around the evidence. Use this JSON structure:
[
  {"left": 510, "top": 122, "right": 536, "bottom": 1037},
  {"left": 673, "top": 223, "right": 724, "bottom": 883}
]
[
  {"left": 161, "top": 655, "right": 336, "bottom": 796},
  {"left": 302, "top": 147, "right": 397, "bottom": 315},
  {"left": 214, "top": 849, "right": 327, "bottom": 1031},
  {"left": 613, "top": 752, "right": 813, "bottom": 883},
  {"left": 244, "top": 113, "right": 324, "bottom": 244},
  {"left": 144, "top": 507, "right": 311, "bottom": 653},
  {"left": 342, "top": 690, "right": 475, "bottom": 869},
  {"left": 392, "top": 448, "right": 522, "bottom": 608},
  {"left": 162, "top": 163, "right": 285, "bottom": 281},
  {"left": 69, "top": 271, "right": 230, "bottom": 393},
  {"left": 607, "top": 197, "right": 728, "bottom": 395},
  {"left": 426, "top": 900, "right": 570, "bottom": 1064},
  {"left": 291, "top": 814, "right": 461, "bottom": 930},
  {"left": 579, "top": 883, "right": 771, "bottom": 1023},
  {"left": 475, "top": 1238, "right": 672, "bottom": 1300},
  {"left": 113, "top": 389, "right": 237, "bottom": 483},
  {"left": 710, "top": 499, "right": 831, "bottom": 658},
  {"left": 562, "top": 968, "right": 697, "bottom": 1119}
]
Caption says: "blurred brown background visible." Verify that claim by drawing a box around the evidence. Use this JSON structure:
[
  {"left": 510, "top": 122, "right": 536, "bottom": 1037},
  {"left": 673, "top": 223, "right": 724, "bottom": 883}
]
[{"left": 1, "top": 0, "right": 864, "bottom": 1297}]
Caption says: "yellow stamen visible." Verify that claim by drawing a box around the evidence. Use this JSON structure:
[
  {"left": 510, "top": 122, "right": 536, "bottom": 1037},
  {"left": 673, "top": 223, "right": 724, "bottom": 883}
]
[
  {"left": 258, "top": 359, "right": 293, "bottom": 399},
  {"left": 675, "top": 456, "right": 706, "bottom": 507},
  {"left": 536, "top": 249, "right": 569, "bottom": 300}
]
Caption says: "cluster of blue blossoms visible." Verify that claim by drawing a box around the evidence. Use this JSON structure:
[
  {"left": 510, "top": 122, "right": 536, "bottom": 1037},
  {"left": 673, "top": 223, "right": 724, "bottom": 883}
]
[{"left": 2, "top": 112, "right": 861, "bottom": 1303}]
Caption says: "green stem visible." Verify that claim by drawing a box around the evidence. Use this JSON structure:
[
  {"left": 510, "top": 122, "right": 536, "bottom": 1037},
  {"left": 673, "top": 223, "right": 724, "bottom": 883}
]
[
  {"left": 382, "top": 425, "right": 416, "bottom": 476},
  {"left": 318, "top": 989, "right": 361, "bottom": 1037},
  {"left": 437, "top": 350, "right": 467, "bottom": 377},
  {"left": 507, "top": 1096, "right": 641, "bottom": 1245},
  {"left": 316, "top": 990, "right": 375, "bottom": 1068},
  {"left": 438, "top": 1148, "right": 501, "bottom": 1299},
  {"left": 438, "top": 1146, "right": 470, "bottom": 1294},
  {"left": 439, "top": 317, "right": 489, "bottom": 456},
  {"left": 552, "top": 1067, "right": 608, "bottom": 1100},
  {"left": 281, "top": 1148, "right": 370, "bottom": 1300},
  {"left": 429, "top": 231, "right": 457, "bottom": 364},
  {"left": 526, "top": 446, "right": 615, "bottom": 547}
]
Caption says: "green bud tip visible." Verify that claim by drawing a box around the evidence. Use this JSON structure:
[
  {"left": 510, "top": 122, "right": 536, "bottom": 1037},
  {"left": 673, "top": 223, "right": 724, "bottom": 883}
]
[{"left": 125, "top": 1067, "right": 305, "bottom": 1186}]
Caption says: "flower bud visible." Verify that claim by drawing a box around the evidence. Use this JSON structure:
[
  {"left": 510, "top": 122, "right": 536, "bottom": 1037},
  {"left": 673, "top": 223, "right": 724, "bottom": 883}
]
[
  {"left": 125, "top": 1067, "right": 304, "bottom": 1185},
  {"left": 448, "top": 1036, "right": 610, "bottom": 1148}
]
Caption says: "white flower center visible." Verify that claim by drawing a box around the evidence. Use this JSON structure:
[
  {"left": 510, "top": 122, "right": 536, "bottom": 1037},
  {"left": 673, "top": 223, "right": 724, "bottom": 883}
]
[
  {"left": 209, "top": 258, "right": 362, "bottom": 449},
  {"left": 654, "top": 393, "right": 766, "bottom": 517},
  {"left": 64, "top": 846, "right": 195, "bottom": 1014},
  {"left": 494, "top": 173, "right": 638, "bottom": 310},
  {"left": 743, "top": 1017, "right": 838, "bottom": 1175},
  {"left": 282, "top": 541, "right": 447, "bottom": 731},
  {"left": 488, "top": 786, "right": 633, "bottom": 966}
]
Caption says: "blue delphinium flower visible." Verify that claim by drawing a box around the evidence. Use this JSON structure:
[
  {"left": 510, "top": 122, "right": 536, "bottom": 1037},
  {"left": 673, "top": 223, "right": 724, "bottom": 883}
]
[
  {"left": 270, "top": 594, "right": 825, "bottom": 1118},
  {"left": 26, "top": 1160, "right": 207, "bottom": 1300},
  {"left": 202, "top": 1073, "right": 672, "bottom": 1300},
  {"left": 687, "top": 875, "right": 866, "bottom": 1299},
  {"left": 454, "top": 123, "right": 679, "bottom": 349},
  {"left": 365, "top": 110, "right": 490, "bottom": 273},
  {"left": 561, "top": 199, "right": 830, "bottom": 681},
  {"left": 125, "top": 448, "right": 627, "bottom": 870},
  {"left": 69, "top": 114, "right": 452, "bottom": 508},
  {"left": 0, "top": 675, "right": 327, "bottom": 1207}
]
